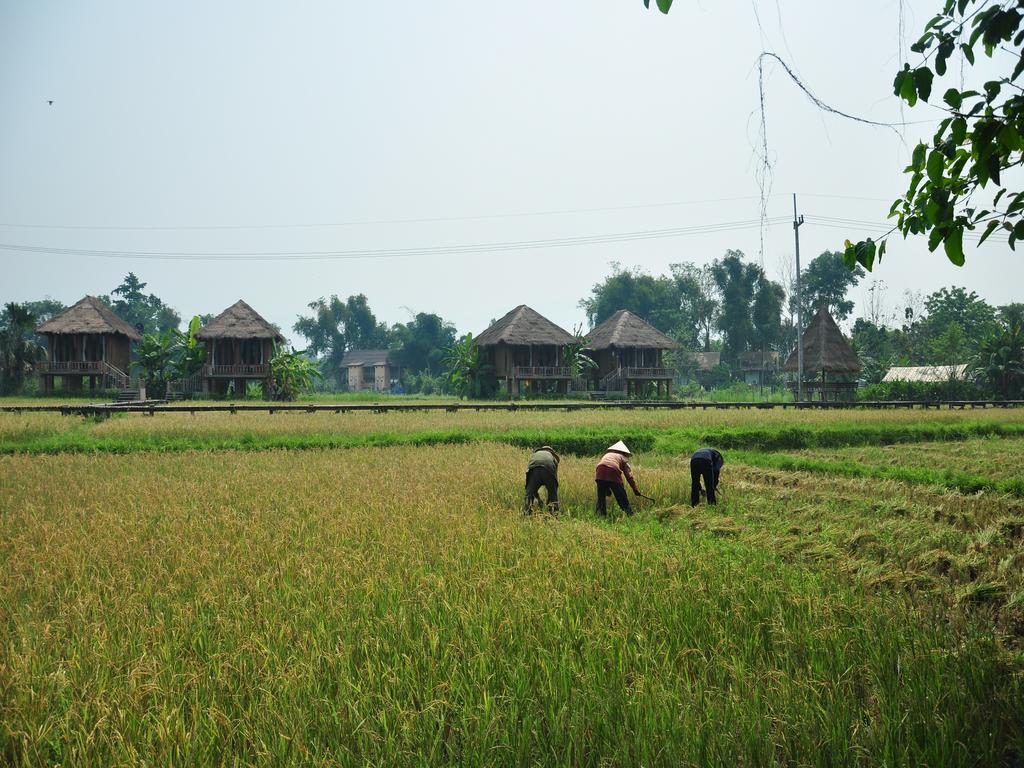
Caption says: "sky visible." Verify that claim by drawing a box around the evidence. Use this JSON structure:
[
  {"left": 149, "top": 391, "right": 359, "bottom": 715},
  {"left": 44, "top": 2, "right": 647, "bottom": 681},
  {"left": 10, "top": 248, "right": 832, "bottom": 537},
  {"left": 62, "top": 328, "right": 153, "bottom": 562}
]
[{"left": 1, "top": 0, "right": 1021, "bottom": 342}]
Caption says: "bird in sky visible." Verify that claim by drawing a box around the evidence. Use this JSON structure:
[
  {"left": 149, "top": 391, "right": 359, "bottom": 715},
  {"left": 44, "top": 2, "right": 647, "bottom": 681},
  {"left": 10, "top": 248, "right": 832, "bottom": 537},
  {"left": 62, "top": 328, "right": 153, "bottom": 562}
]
[{"left": 47, "top": 100, "right": 53, "bottom": 106}]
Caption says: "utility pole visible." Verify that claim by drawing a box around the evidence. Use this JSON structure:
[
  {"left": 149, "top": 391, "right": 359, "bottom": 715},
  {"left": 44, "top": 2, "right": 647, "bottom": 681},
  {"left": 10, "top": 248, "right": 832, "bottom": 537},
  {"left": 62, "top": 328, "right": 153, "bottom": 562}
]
[{"left": 792, "top": 193, "right": 805, "bottom": 402}]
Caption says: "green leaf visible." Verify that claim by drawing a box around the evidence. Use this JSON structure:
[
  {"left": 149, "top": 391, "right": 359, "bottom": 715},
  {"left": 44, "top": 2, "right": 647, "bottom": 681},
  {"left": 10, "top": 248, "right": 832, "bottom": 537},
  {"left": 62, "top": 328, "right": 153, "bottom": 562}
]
[
  {"left": 912, "top": 143, "right": 927, "bottom": 171},
  {"left": 943, "top": 226, "right": 965, "bottom": 266},
  {"left": 961, "top": 43, "right": 975, "bottom": 65},
  {"left": 979, "top": 219, "right": 1001, "bottom": 245},
  {"left": 656, "top": 0, "right": 673, "bottom": 11},
  {"left": 914, "top": 67, "right": 934, "bottom": 102},
  {"left": 951, "top": 117, "right": 967, "bottom": 144},
  {"left": 894, "top": 65, "right": 918, "bottom": 106},
  {"left": 926, "top": 149, "right": 945, "bottom": 184},
  {"left": 943, "top": 88, "right": 963, "bottom": 109}
]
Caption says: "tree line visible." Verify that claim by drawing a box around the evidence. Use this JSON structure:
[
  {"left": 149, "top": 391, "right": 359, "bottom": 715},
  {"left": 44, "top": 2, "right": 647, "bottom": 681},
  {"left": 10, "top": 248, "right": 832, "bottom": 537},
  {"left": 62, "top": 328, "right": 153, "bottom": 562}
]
[{"left": 2, "top": 259, "right": 1022, "bottom": 399}]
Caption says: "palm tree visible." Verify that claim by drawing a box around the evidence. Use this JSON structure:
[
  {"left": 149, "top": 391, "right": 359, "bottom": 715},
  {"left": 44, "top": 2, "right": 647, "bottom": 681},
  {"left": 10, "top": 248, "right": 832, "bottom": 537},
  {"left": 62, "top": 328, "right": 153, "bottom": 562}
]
[
  {"left": 969, "top": 323, "right": 1024, "bottom": 399},
  {"left": 442, "top": 334, "right": 485, "bottom": 399},
  {"left": 563, "top": 324, "right": 598, "bottom": 380},
  {"left": 0, "top": 303, "right": 42, "bottom": 394}
]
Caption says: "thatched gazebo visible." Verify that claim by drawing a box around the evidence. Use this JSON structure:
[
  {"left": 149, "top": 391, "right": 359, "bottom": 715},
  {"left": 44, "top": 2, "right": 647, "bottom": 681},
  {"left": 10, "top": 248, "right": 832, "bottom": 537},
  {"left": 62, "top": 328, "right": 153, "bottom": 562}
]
[
  {"left": 585, "top": 310, "right": 678, "bottom": 398},
  {"left": 196, "top": 300, "right": 284, "bottom": 396},
  {"left": 474, "top": 305, "right": 576, "bottom": 396},
  {"left": 36, "top": 296, "right": 141, "bottom": 394},
  {"left": 784, "top": 305, "right": 861, "bottom": 401}
]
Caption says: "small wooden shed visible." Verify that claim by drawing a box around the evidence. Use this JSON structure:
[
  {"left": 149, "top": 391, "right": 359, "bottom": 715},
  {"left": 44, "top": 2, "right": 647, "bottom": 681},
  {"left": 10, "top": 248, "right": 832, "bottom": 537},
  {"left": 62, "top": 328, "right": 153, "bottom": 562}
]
[
  {"left": 784, "top": 305, "right": 861, "bottom": 401},
  {"left": 585, "top": 310, "right": 678, "bottom": 397},
  {"left": 474, "top": 305, "right": 576, "bottom": 396},
  {"left": 341, "top": 349, "right": 399, "bottom": 393},
  {"left": 195, "top": 300, "right": 284, "bottom": 396},
  {"left": 739, "top": 350, "right": 780, "bottom": 387},
  {"left": 36, "top": 296, "right": 141, "bottom": 393}
]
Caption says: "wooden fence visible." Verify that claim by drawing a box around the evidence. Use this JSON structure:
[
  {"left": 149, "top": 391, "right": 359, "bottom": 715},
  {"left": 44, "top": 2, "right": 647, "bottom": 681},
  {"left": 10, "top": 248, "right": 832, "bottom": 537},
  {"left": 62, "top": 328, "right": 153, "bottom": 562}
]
[{"left": 3, "top": 400, "right": 1024, "bottom": 416}]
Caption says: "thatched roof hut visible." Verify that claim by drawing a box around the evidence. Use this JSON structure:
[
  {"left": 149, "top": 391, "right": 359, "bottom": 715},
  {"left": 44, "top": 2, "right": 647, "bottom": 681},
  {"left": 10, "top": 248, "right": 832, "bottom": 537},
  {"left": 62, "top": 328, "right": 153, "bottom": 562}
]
[
  {"left": 474, "top": 305, "right": 575, "bottom": 347},
  {"left": 784, "top": 306, "right": 861, "bottom": 374},
  {"left": 196, "top": 300, "right": 285, "bottom": 342},
  {"left": 474, "top": 305, "right": 576, "bottom": 395},
  {"left": 37, "top": 295, "right": 141, "bottom": 340},
  {"left": 585, "top": 310, "right": 679, "bottom": 351}
]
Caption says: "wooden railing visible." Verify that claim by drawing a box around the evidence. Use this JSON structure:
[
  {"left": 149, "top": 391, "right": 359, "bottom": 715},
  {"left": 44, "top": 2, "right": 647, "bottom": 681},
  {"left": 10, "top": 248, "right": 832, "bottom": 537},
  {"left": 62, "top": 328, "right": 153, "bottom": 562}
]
[
  {"left": 37, "top": 360, "right": 130, "bottom": 389},
  {"left": 622, "top": 367, "right": 674, "bottom": 379},
  {"left": 204, "top": 364, "right": 270, "bottom": 377},
  {"left": 512, "top": 366, "right": 572, "bottom": 379}
]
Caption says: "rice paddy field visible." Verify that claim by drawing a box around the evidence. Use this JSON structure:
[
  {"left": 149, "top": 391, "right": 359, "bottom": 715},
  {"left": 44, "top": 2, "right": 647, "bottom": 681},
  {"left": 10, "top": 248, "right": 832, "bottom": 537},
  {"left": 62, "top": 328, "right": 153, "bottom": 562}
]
[{"left": 2, "top": 404, "right": 1024, "bottom": 766}]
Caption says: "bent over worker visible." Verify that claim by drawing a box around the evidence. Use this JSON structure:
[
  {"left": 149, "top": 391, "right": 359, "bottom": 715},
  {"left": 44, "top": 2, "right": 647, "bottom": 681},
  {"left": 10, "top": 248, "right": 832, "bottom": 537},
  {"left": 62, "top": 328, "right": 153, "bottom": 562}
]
[
  {"left": 524, "top": 445, "right": 560, "bottom": 514},
  {"left": 595, "top": 440, "right": 642, "bottom": 516},
  {"left": 690, "top": 447, "right": 724, "bottom": 506}
]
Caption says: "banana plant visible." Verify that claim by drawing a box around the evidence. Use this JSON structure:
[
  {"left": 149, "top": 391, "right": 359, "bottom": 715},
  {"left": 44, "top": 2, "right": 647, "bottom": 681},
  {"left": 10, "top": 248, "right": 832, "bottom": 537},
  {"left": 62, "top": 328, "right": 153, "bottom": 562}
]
[{"left": 269, "top": 342, "right": 322, "bottom": 401}]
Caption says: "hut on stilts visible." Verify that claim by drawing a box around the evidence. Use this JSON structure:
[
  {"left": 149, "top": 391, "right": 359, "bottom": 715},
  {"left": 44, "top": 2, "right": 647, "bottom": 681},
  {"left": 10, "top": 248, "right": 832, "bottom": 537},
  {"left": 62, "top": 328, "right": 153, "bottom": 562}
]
[
  {"left": 784, "top": 305, "right": 862, "bottom": 401},
  {"left": 474, "top": 305, "right": 576, "bottom": 397},
  {"left": 585, "top": 310, "right": 678, "bottom": 398},
  {"left": 36, "top": 296, "right": 141, "bottom": 395}
]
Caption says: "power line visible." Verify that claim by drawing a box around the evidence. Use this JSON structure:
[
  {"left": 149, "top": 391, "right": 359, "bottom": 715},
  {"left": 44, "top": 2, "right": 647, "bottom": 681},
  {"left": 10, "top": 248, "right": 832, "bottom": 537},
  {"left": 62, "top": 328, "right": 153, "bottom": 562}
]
[
  {"left": 0, "top": 217, "right": 790, "bottom": 262},
  {"left": 0, "top": 194, "right": 779, "bottom": 233}
]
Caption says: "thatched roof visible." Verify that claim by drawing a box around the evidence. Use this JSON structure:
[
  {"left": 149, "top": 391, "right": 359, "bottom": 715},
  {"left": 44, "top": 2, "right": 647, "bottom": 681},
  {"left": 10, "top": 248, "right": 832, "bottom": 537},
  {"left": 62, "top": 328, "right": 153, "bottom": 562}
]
[
  {"left": 196, "top": 300, "right": 284, "bottom": 341},
  {"left": 474, "top": 305, "right": 575, "bottom": 347},
  {"left": 691, "top": 351, "right": 721, "bottom": 371},
  {"left": 341, "top": 349, "right": 392, "bottom": 367},
  {"left": 883, "top": 364, "right": 968, "bottom": 382},
  {"left": 36, "top": 296, "right": 142, "bottom": 340},
  {"left": 585, "top": 310, "right": 679, "bottom": 350},
  {"left": 784, "top": 306, "right": 861, "bottom": 374}
]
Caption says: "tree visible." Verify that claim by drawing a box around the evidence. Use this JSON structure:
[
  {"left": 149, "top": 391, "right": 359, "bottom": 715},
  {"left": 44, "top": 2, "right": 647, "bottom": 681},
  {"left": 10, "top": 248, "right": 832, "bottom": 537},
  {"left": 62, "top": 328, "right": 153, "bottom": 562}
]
[
  {"left": 563, "top": 325, "right": 598, "bottom": 379},
  {"left": 579, "top": 264, "right": 679, "bottom": 333},
  {"left": 851, "top": 318, "right": 898, "bottom": 384},
  {"left": 751, "top": 275, "right": 785, "bottom": 351},
  {"left": 711, "top": 250, "right": 762, "bottom": 361},
  {"left": 970, "top": 322, "right": 1024, "bottom": 398},
  {"left": 175, "top": 316, "right": 207, "bottom": 379},
  {"left": 443, "top": 334, "right": 486, "bottom": 399},
  {"left": 389, "top": 312, "right": 457, "bottom": 377},
  {"left": 798, "top": 251, "right": 864, "bottom": 322},
  {"left": 133, "top": 330, "right": 179, "bottom": 399},
  {"left": 0, "top": 303, "right": 43, "bottom": 394},
  {"left": 843, "top": 0, "right": 1024, "bottom": 270},
  {"left": 102, "top": 273, "right": 180, "bottom": 334},
  {"left": 669, "top": 262, "right": 718, "bottom": 351},
  {"left": 1, "top": 298, "right": 65, "bottom": 349},
  {"left": 998, "top": 302, "right": 1024, "bottom": 328},
  {"left": 922, "top": 286, "right": 997, "bottom": 360},
  {"left": 269, "top": 342, "right": 322, "bottom": 401},
  {"left": 293, "top": 294, "right": 393, "bottom": 387}
]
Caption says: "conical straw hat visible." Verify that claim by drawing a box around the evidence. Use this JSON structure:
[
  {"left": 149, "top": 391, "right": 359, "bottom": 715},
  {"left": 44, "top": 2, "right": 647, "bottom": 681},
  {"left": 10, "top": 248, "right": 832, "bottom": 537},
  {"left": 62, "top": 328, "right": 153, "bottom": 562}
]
[{"left": 607, "top": 440, "right": 631, "bottom": 455}]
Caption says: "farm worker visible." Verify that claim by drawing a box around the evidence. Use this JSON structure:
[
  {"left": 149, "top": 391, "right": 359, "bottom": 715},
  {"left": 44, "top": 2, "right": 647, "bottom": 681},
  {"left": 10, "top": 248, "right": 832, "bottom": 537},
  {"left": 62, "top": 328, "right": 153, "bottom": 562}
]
[
  {"left": 690, "top": 447, "right": 725, "bottom": 506},
  {"left": 595, "top": 440, "right": 642, "bottom": 516},
  {"left": 524, "top": 445, "right": 560, "bottom": 514}
]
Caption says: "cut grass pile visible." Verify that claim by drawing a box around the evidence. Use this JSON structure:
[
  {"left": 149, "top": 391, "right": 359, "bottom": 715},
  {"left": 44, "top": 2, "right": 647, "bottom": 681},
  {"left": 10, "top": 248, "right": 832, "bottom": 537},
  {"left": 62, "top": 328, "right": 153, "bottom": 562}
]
[{"left": 2, "top": 445, "right": 1023, "bottom": 766}]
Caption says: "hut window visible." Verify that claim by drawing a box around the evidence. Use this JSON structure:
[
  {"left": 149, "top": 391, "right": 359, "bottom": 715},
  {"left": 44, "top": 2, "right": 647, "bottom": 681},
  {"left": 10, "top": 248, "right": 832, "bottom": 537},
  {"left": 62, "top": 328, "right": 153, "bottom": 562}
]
[
  {"left": 362, "top": 366, "right": 375, "bottom": 384},
  {"left": 84, "top": 335, "right": 103, "bottom": 362},
  {"left": 241, "top": 340, "right": 262, "bottom": 365},
  {"left": 55, "top": 336, "right": 76, "bottom": 362}
]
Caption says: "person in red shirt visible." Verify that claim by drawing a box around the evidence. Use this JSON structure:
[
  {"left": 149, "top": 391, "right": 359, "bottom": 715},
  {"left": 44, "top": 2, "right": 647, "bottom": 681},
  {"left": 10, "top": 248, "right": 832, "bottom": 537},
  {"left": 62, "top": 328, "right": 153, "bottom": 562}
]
[{"left": 595, "top": 440, "right": 642, "bottom": 516}]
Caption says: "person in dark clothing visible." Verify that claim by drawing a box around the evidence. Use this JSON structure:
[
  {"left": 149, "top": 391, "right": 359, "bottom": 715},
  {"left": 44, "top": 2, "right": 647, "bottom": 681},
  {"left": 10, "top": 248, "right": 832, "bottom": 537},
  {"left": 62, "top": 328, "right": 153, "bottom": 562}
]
[
  {"left": 690, "top": 447, "right": 724, "bottom": 506},
  {"left": 524, "top": 446, "right": 560, "bottom": 514}
]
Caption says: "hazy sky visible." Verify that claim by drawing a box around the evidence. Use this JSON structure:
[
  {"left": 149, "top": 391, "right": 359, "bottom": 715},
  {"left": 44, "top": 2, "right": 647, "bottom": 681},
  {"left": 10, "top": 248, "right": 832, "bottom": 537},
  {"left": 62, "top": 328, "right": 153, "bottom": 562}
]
[{"left": 2, "top": 1, "right": 1020, "bottom": 341}]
